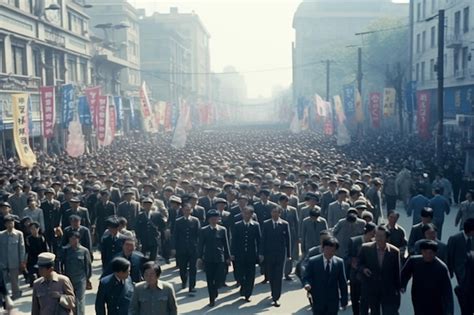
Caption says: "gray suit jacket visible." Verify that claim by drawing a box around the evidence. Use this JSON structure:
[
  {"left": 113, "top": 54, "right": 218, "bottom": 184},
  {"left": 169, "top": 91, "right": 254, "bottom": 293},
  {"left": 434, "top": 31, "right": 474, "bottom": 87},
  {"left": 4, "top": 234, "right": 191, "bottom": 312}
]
[
  {"left": 301, "top": 217, "right": 328, "bottom": 254},
  {"left": 0, "top": 229, "right": 26, "bottom": 269},
  {"left": 447, "top": 232, "right": 470, "bottom": 282},
  {"left": 327, "top": 201, "right": 350, "bottom": 228}
]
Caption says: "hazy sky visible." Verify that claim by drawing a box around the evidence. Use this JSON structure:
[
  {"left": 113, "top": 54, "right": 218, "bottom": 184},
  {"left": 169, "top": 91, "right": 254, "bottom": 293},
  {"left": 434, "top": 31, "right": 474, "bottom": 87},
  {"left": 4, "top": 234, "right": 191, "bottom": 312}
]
[{"left": 131, "top": 0, "right": 408, "bottom": 99}]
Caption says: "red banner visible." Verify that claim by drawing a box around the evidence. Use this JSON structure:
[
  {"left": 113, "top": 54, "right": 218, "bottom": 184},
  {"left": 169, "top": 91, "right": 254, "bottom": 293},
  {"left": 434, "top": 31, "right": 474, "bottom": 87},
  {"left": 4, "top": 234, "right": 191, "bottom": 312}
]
[
  {"left": 40, "top": 86, "right": 55, "bottom": 138},
  {"left": 164, "top": 102, "right": 172, "bottom": 131},
  {"left": 369, "top": 92, "right": 381, "bottom": 129},
  {"left": 417, "top": 91, "right": 430, "bottom": 139},
  {"left": 109, "top": 105, "right": 116, "bottom": 143},
  {"left": 85, "top": 87, "right": 101, "bottom": 128},
  {"left": 324, "top": 118, "right": 333, "bottom": 135},
  {"left": 139, "top": 82, "right": 151, "bottom": 117},
  {"left": 97, "top": 96, "right": 108, "bottom": 144}
]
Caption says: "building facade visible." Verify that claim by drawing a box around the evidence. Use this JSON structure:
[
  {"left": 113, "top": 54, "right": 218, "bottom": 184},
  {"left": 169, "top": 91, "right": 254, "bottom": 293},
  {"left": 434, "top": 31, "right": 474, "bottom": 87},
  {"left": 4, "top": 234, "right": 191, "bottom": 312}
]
[
  {"left": 140, "top": 7, "right": 210, "bottom": 104},
  {"left": 0, "top": 0, "right": 91, "bottom": 156},
  {"left": 292, "top": 0, "right": 408, "bottom": 101}
]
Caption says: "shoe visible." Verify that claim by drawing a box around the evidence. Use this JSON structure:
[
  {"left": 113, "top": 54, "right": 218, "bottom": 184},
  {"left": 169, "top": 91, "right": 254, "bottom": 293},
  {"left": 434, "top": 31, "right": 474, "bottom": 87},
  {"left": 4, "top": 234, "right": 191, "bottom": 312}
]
[
  {"left": 208, "top": 301, "right": 215, "bottom": 307},
  {"left": 181, "top": 283, "right": 187, "bottom": 290},
  {"left": 272, "top": 300, "right": 280, "bottom": 307},
  {"left": 260, "top": 279, "right": 268, "bottom": 285},
  {"left": 244, "top": 297, "right": 251, "bottom": 302},
  {"left": 189, "top": 288, "right": 196, "bottom": 293},
  {"left": 285, "top": 275, "right": 293, "bottom": 281}
]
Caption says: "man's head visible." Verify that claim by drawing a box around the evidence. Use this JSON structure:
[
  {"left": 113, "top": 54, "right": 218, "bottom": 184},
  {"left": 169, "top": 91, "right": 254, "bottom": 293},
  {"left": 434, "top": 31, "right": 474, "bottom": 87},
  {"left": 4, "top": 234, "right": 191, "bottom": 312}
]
[
  {"left": 207, "top": 209, "right": 220, "bottom": 226},
  {"left": 375, "top": 225, "right": 390, "bottom": 248},
  {"left": 322, "top": 237, "right": 339, "bottom": 259},
  {"left": 4, "top": 215, "right": 15, "bottom": 231},
  {"left": 27, "top": 197, "right": 37, "bottom": 209},
  {"left": 432, "top": 187, "right": 442, "bottom": 196},
  {"left": 364, "top": 222, "right": 377, "bottom": 240},
  {"left": 271, "top": 205, "right": 282, "bottom": 221},
  {"left": 337, "top": 188, "right": 348, "bottom": 201},
  {"left": 111, "top": 257, "right": 130, "bottom": 280},
  {"left": 237, "top": 195, "right": 249, "bottom": 208},
  {"left": 181, "top": 203, "right": 192, "bottom": 217},
  {"left": 70, "top": 215, "right": 81, "bottom": 229},
  {"left": 106, "top": 217, "right": 120, "bottom": 236},
  {"left": 259, "top": 189, "right": 270, "bottom": 202},
  {"left": 319, "top": 230, "right": 331, "bottom": 245},
  {"left": 0, "top": 202, "right": 11, "bottom": 216},
  {"left": 70, "top": 197, "right": 80, "bottom": 209},
  {"left": 122, "top": 237, "right": 136, "bottom": 256},
  {"left": 422, "top": 223, "right": 438, "bottom": 240},
  {"left": 421, "top": 207, "right": 434, "bottom": 224},
  {"left": 419, "top": 240, "right": 438, "bottom": 262},
  {"left": 464, "top": 218, "right": 474, "bottom": 237},
  {"left": 68, "top": 231, "right": 80, "bottom": 248},
  {"left": 387, "top": 210, "right": 400, "bottom": 226},
  {"left": 100, "top": 190, "right": 110, "bottom": 202},
  {"left": 309, "top": 207, "right": 321, "bottom": 219},
  {"left": 278, "top": 194, "right": 289, "bottom": 208},
  {"left": 242, "top": 206, "right": 254, "bottom": 222},
  {"left": 215, "top": 198, "right": 226, "bottom": 211},
  {"left": 37, "top": 252, "right": 56, "bottom": 278},
  {"left": 142, "top": 198, "right": 153, "bottom": 211},
  {"left": 143, "top": 261, "right": 162, "bottom": 286}
]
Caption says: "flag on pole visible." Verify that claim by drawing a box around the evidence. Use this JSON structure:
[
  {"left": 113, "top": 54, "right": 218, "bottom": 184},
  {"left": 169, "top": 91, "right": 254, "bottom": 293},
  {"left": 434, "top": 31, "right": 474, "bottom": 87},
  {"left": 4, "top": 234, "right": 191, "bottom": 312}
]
[
  {"left": 12, "top": 94, "right": 36, "bottom": 168},
  {"left": 171, "top": 103, "right": 190, "bottom": 149},
  {"left": 355, "top": 89, "right": 364, "bottom": 123},
  {"left": 383, "top": 88, "right": 396, "bottom": 116}
]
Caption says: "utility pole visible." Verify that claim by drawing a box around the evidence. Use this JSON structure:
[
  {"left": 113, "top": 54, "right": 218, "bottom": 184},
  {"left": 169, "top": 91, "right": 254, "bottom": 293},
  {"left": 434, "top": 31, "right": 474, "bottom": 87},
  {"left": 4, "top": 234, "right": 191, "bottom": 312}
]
[
  {"left": 326, "top": 59, "right": 330, "bottom": 101},
  {"left": 436, "top": 9, "right": 445, "bottom": 167},
  {"left": 408, "top": 0, "right": 414, "bottom": 134},
  {"left": 357, "top": 47, "right": 363, "bottom": 136}
]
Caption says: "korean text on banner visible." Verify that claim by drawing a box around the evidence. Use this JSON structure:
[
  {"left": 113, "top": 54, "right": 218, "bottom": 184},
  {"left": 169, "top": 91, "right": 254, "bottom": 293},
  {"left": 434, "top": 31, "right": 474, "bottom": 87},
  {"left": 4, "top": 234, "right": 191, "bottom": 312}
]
[
  {"left": 12, "top": 94, "right": 37, "bottom": 168},
  {"left": 139, "top": 82, "right": 152, "bottom": 117},
  {"left": 369, "top": 92, "right": 381, "bottom": 129},
  {"left": 85, "top": 86, "right": 101, "bottom": 128},
  {"left": 417, "top": 91, "right": 430, "bottom": 139},
  {"left": 343, "top": 85, "right": 355, "bottom": 115},
  {"left": 61, "top": 84, "right": 74, "bottom": 128},
  {"left": 383, "top": 88, "right": 396, "bottom": 117},
  {"left": 78, "top": 96, "right": 91, "bottom": 126},
  {"left": 40, "top": 86, "right": 55, "bottom": 138},
  {"left": 97, "top": 96, "right": 109, "bottom": 145}
]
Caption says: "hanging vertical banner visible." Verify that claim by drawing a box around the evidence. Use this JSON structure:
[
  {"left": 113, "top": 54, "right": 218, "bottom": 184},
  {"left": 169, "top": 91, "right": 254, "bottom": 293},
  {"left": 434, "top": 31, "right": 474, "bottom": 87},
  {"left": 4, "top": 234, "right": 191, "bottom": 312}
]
[
  {"left": 139, "top": 82, "right": 152, "bottom": 117},
  {"left": 105, "top": 105, "right": 116, "bottom": 145},
  {"left": 171, "top": 103, "right": 191, "bottom": 149},
  {"left": 85, "top": 86, "right": 101, "bottom": 128},
  {"left": 417, "top": 91, "right": 430, "bottom": 139},
  {"left": 355, "top": 89, "right": 364, "bottom": 123},
  {"left": 164, "top": 102, "right": 172, "bottom": 131},
  {"left": 383, "top": 88, "right": 396, "bottom": 117},
  {"left": 315, "top": 94, "right": 327, "bottom": 118},
  {"left": 343, "top": 84, "right": 355, "bottom": 115},
  {"left": 78, "top": 96, "right": 91, "bottom": 126},
  {"left": 27, "top": 95, "right": 33, "bottom": 134},
  {"left": 66, "top": 120, "right": 85, "bottom": 158},
  {"left": 333, "top": 95, "right": 346, "bottom": 124},
  {"left": 405, "top": 81, "right": 417, "bottom": 112},
  {"left": 337, "top": 121, "right": 351, "bottom": 146},
  {"left": 40, "top": 86, "right": 55, "bottom": 138},
  {"left": 323, "top": 101, "right": 334, "bottom": 135},
  {"left": 12, "top": 94, "right": 37, "bottom": 168},
  {"left": 158, "top": 101, "right": 166, "bottom": 126},
  {"left": 114, "top": 96, "right": 123, "bottom": 130},
  {"left": 61, "top": 84, "right": 74, "bottom": 128},
  {"left": 97, "top": 96, "right": 108, "bottom": 145},
  {"left": 171, "top": 103, "right": 179, "bottom": 128},
  {"left": 369, "top": 92, "right": 382, "bottom": 129}
]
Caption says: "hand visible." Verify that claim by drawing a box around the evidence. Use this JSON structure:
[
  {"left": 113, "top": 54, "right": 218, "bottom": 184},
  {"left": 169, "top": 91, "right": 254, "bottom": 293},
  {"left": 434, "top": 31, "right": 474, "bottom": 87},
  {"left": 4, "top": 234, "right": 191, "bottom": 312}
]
[
  {"left": 304, "top": 284, "right": 311, "bottom": 291},
  {"left": 20, "top": 262, "right": 26, "bottom": 272},
  {"left": 86, "top": 280, "right": 93, "bottom": 290},
  {"left": 363, "top": 268, "right": 372, "bottom": 277},
  {"left": 259, "top": 255, "right": 264, "bottom": 263},
  {"left": 341, "top": 305, "right": 347, "bottom": 311}
]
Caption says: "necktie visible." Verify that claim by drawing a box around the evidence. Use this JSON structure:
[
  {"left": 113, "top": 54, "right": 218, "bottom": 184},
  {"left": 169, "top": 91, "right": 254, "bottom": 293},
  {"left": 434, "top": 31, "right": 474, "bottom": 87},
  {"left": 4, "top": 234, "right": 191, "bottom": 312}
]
[
  {"left": 273, "top": 222, "right": 276, "bottom": 229},
  {"left": 325, "top": 260, "right": 330, "bottom": 274}
]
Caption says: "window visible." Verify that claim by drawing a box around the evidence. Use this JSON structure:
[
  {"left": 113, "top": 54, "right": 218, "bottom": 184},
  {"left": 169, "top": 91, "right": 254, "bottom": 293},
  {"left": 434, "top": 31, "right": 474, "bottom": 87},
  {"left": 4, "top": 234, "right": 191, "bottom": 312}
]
[
  {"left": 454, "top": 48, "right": 460, "bottom": 74},
  {"left": 416, "top": 33, "right": 421, "bottom": 53},
  {"left": 463, "top": 7, "right": 470, "bottom": 33},
  {"left": 462, "top": 47, "right": 469, "bottom": 70},
  {"left": 423, "top": 0, "right": 426, "bottom": 19},
  {"left": 54, "top": 53, "right": 65, "bottom": 82},
  {"left": 67, "top": 57, "right": 77, "bottom": 82},
  {"left": 431, "top": 0, "right": 436, "bottom": 14},
  {"left": 421, "top": 61, "right": 425, "bottom": 82},
  {"left": 416, "top": 63, "right": 420, "bottom": 81},
  {"left": 68, "top": 12, "right": 84, "bottom": 35},
  {"left": 12, "top": 43, "right": 27, "bottom": 75},
  {"left": 431, "top": 26, "right": 436, "bottom": 48},
  {"left": 455, "top": 11, "right": 461, "bottom": 35},
  {"left": 79, "top": 59, "right": 87, "bottom": 83},
  {"left": 33, "top": 49, "right": 42, "bottom": 78},
  {"left": 430, "top": 59, "right": 435, "bottom": 80},
  {"left": 417, "top": 3, "right": 421, "bottom": 21},
  {"left": 0, "top": 39, "right": 4, "bottom": 73},
  {"left": 422, "top": 31, "right": 426, "bottom": 52}
]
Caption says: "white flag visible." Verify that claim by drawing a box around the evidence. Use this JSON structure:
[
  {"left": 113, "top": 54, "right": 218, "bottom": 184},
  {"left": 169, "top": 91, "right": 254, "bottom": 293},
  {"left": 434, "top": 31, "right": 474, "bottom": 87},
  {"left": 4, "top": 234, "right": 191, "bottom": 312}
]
[
  {"left": 171, "top": 106, "right": 190, "bottom": 149},
  {"left": 315, "top": 94, "right": 327, "bottom": 117},
  {"left": 337, "top": 121, "right": 351, "bottom": 146}
]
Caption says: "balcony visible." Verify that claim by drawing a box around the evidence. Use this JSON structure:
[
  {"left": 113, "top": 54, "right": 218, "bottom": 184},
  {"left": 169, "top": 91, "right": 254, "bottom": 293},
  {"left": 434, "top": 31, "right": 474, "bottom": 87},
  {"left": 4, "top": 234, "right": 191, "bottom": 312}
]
[{"left": 446, "top": 33, "right": 463, "bottom": 48}]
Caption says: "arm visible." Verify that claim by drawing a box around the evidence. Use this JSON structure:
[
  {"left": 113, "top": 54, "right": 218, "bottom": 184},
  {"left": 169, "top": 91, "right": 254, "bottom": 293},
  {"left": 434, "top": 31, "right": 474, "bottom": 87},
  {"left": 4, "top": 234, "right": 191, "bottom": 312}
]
[
  {"left": 285, "top": 223, "right": 291, "bottom": 259},
  {"left": 446, "top": 237, "right": 455, "bottom": 277},
  {"left": 301, "top": 221, "right": 306, "bottom": 254},
  {"left": 400, "top": 257, "right": 413, "bottom": 290},
  {"left": 32, "top": 286, "right": 40, "bottom": 315},
  {"left": 455, "top": 205, "right": 464, "bottom": 227},
  {"left": 95, "top": 281, "right": 106, "bottom": 315},
  {"left": 294, "top": 209, "right": 299, "bottom": 242},
  {"left": 407, "top": 198, "right": 413, "bottom": 217},
  {"left": 339, "top": 260, "right": 348, "bottom": 307},
  {"left": 39, "top": 209, "right": 45, "bottom": 232},
  {"left": 442, "top": 266, "right": 454, "bottom": 315},
  {"left": 256, "top": 224, "right": 261, "bottom": 256},
  {"left": 223, "top": 228, "right": 231, "bottom": 261},
  {"left": 167, "top": 285, "right": 178, "bottom": 315},
  {"left": 85, "top": 249, "right": 92, "bottom": 280},
  {"left": 18, "top": 232, "right": 26, "bottom": 266},
  {"left": 231, "top": 225, "right": 238, "bottom": 257},
  {"left": 407, "top": 228, "right": 416, "bottom": 255},
  {"left": 129, "top": 286, "right": 139, "bottom": 315},
  {"left": 61, "top": 277, "right": 76, "bottom": 310},
  {"left": 197, "top": 228, "right": 205, "bottom": 259}
]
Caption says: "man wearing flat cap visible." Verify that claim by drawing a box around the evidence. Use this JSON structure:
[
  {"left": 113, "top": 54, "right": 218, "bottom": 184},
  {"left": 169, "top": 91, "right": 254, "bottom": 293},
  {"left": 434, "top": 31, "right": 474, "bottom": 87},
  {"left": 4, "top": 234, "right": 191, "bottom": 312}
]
[
  {"left": 135, "top": 198, "right": 166, "bottom": 263},
  {"left": 32, "top": 252, "right": 76, "bottom": 315},
  {"left": 41, "top": 188, "right": 61, "bottom": 251},
  {"left": 198, "top": 186, "right": 217, "bottom": 212},
  {"left": 92, "top": 190, "right": 116, "bottom": 242},
  {"left": 328, "top": 189, "right": 350, "bottom": 228},
  {"left": 401, "top": 240, "right": 453, "bottom": 315},
  {"left": 100, "top": 217, "right": 125, "bottom": 272},
  {"left": 117, "top": 189, "right": 141, "bottom": 231},
  {"left": 62, "top": 197, "right": 91, "bottom": 230},
  {"left": 254, "top": 189, "right": 278, "bottom": 227}
]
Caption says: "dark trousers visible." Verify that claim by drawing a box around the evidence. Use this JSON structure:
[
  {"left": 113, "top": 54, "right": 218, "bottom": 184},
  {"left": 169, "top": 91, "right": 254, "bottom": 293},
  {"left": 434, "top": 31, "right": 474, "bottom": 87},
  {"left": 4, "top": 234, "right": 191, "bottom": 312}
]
[
  {"left": 141, "top": 244, "right": 158, "bottom": 262},
  {"left": 176, "top": 253, "right": 197, "bottom": 290},
  {"left": 360, "top": 292, "right": 399, "bottom": 315},
  {"left": 235, "top": 260, "right": 256, "bottom": 298},
  {"left": 349, "top": 276, "right": 363, "bottom": 315},
  {"left": 204, "top": 262, "right": 225, "bottom": 302},
  {"left": 264, "top": 257, "right": 285, "bottom": 301},
  {"left": 312, "top": 307, "right": 337, "bottom": 315},
  {"left": 161, "top": 237, "right": 171, "bottom": 261},
  {"left": 386, "top": 195, "right": 397, "bottom": 212}
]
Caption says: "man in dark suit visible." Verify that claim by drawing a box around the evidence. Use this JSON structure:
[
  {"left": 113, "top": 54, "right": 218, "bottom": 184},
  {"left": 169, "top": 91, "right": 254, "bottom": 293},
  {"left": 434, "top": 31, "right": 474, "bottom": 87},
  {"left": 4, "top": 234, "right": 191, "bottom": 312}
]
[
  {"left": 303, "top": 237, "right": 348, "bottom": 315},
  {"left": 408, "top": 207, "right": 434, "bottom": 255},
  {"left": 197, "top": 209, "right": 231, "bottom": 307},
  {"left": 456, "top": 250, "right": 474, "bottom": 315},
  {"left": 259, "top": 205, "right": 291, "bottom": 307},
  {"left": 117, "top": 189, "right": 140, "bottom": 231},
  {"left": 447, "top": 218, "right": 474, "bottom": 284},
  {"left": 92, "top": 190, "right": 116, "bottom": 242},
  {"left": 102, "top": 237, "right": 145, "bottom": 284},
  {"left": 135, "top": 198, "right": 166, "bottom": 262},
  {"left": 95, "top": 257, "right": 133, "bottom": 315},
  {"left": 62, "top": 197, "right": 91, "bottom": 229},
  {"left": 429, "top": 187, "right": 451, "bottom": 240},
  {"left": 104, "top": 178, "right": 122, "bottom": 205},
  {"left": 254, "top": 189, "right": 278, "bottom": 226},
  {"left": 100, "top": 218, "right": 125, "bottom": 272},
  {"left": 198, "top": 186, "right": 217, "bottom": 211},
  {"left": 279, "top": 194, "right": 299, "bottom": 280},
  {"left": 231, "top": 206, "right": 261, "bottom": 302},
  {"left": 41, "top": 188, "right": 61, "bottom": 252},
  {"left": 172, "top": 202, "right": 200, "bottom": 293},
  {"left": 321, "top": 180, "right": 337, "bottom": 219},
  {"left": 358, "top": 225, "right": 401, "bottom": 315},
  {"left": 61, "top": 215, "right": 93, "bottom": 258},
  {"left": 187, "top": 193, "right": 206, "bottom": 224},
  {"left": 365, "top": 179, "right": 383, "bottom": 224}
]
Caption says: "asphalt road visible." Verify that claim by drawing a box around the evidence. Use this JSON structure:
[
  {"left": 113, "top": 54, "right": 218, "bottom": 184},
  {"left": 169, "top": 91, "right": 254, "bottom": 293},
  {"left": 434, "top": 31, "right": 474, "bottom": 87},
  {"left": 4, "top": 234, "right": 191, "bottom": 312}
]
[{"left": 10, "top": 203, "right": 463, "bottom": 314}]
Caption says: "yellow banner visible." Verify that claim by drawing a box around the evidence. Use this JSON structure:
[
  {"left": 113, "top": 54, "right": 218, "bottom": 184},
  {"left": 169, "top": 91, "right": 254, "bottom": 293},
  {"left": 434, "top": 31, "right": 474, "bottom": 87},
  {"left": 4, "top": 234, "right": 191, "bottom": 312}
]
[
  {"left": 12, "top": 94, "right": 37, "bottom": 168},
  {"left": 383, "top": 88, "right": 396, "bottom": 117},
  {"left": 355, "top": 89, "right": 364, "bottom": 123}
]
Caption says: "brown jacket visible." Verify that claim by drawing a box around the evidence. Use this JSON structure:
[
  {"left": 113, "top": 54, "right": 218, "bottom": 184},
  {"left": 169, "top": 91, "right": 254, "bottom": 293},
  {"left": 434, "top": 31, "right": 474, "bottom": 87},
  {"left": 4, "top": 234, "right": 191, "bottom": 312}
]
[{"left": 32, "top": 271, "right": 75, "bottom": 315}]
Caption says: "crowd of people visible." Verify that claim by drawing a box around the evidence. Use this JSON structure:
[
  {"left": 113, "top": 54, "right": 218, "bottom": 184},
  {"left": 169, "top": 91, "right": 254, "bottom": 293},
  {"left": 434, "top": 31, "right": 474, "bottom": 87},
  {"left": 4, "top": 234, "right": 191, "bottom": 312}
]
[{"left": 0, "top": 128, "right": 472, "bottom": 315}]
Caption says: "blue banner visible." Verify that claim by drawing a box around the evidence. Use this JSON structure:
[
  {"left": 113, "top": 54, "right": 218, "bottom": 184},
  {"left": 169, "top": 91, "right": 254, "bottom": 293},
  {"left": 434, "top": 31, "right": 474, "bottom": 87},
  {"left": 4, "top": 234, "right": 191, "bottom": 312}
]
[
  {"left": 61, "top": 84, "right": 74, "bottom": 128},
  {"left": 343, "top": 84, "right": 355, "bottom": 115},
  {"left": 405, "top": 81, "right": 417, "bottom": 112},
  {"left": 114, "top": 96, "right": 123, "bottom": 130},
  {"left": 78, "top": 96, "right": 91, "bottom": 125}
]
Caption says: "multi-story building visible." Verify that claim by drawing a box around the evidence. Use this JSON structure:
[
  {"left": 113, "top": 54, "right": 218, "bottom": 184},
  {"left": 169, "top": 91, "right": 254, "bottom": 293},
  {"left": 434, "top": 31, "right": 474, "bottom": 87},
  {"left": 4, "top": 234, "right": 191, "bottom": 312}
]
[
  {"left": 140, "top": 7, "right": 210, "bottom": 103},
  {"left": 413, "top": 0, "right": 473, "bottom": 119},
  {"left": 139, "top": 13, "right": 191, "bottom": 105},
  {"left": 87, "top": 0, "right": 141, "bottom": 132},
  {"left": 292, "top": 0, "right": 407, "bottom": 101},
  {"left": 0, "top": 0, "right": 92, "bottom": 156}
]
